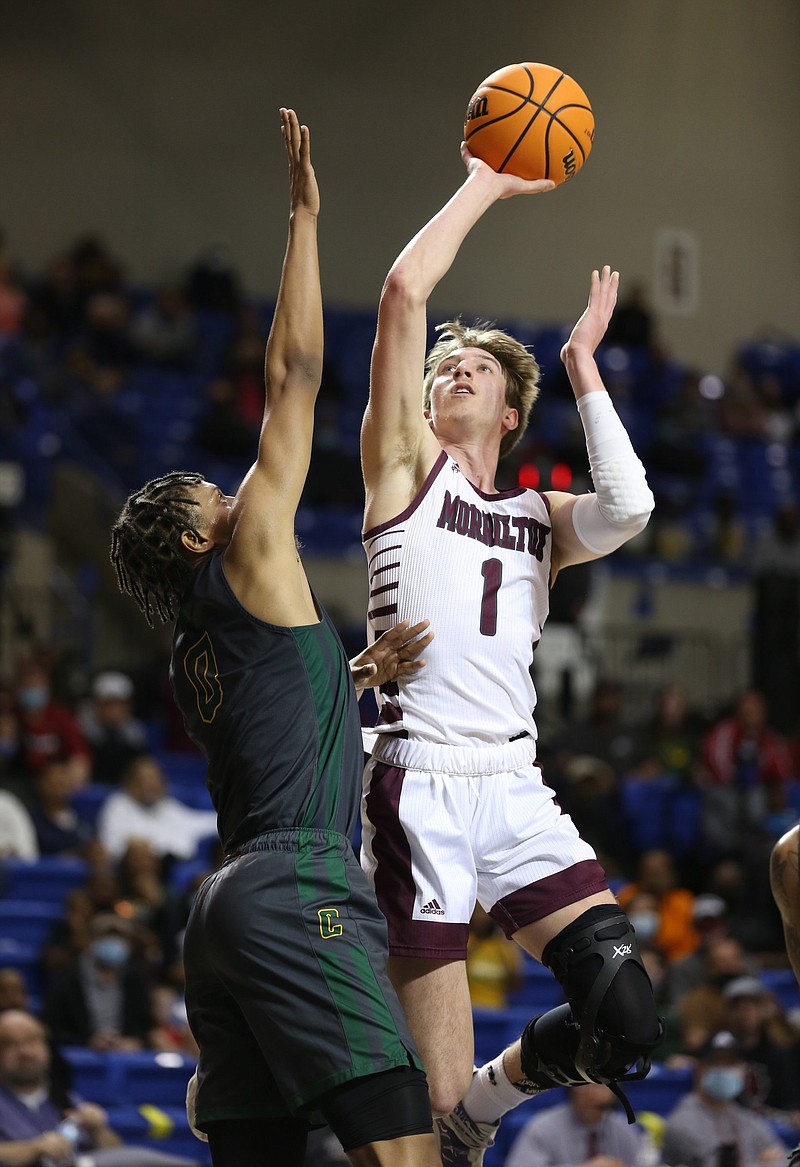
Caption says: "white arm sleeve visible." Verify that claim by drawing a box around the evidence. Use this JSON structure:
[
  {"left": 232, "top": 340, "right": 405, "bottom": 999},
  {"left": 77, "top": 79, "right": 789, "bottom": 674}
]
[{"left": 570, "top": 391, "right": 655, "bottom": 555}]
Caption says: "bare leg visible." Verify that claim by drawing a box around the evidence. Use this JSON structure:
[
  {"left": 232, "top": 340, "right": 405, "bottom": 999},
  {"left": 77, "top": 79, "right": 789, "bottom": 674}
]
[
  {"left": 347, "top": 1133, "right": 441, "bottom": 1166},
  {"left": 770, "top": 825, "right": 800, "bottom": 985},
  {"left": 387, "top": 956, "right": 475, "bottom": 1117}
]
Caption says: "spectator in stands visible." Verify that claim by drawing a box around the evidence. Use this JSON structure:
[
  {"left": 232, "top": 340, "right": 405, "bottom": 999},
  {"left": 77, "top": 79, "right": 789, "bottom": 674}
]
[
  {"left": 80, "top": 290, "right": 136, "bottom": 371},
  {"left": 636, "top": 682, "right": 707, "bottom": 784},
  {"left": 0, "top": 695, "right": 27, "bottom": 801},
  {"left": 0, "top": 970, "right": 29, "bottom": 1015},
  {"left": 183, "top": 241, "right": 241, "bottom": 314},
  {"left": 662, "top": 1030, "right": 787, "bottom": 1167},
  {"left": 662, "top": 894, "right": 736, "bottom": 1008},
  {"left": 560, "top": 677, "right": 649, "bottom": 780},
  {"left": 676, "top": 936, "right": 752, "bottom": 1054},
  {"left": 221, "top": 305, "right": 267, "bottom": 428},
  {"left": 0, "top": 1008, "right": 202, "bottom": 1166},
  {"left": 193, "top": 374, "right": 256, "bottom": 460},
  {"left": 504, "top": 1082, "right": 647, "bottom": 1167},
  {"left": 79, "top": 670, "right": 148, "bottom": 785},
  {"left": 42, "top": 912, "right": 153, "bottom": 1051},
  {"left": 0, "top": 789, "right": 38, "bottom": 860},
  {"left": 149, "top": 985, "right": 198, "bottom": 1058},
  {"left": 702, "top": 689, "right": 793, "bottom": 800},
  {"left": 28, "top": 759, "right": 94, "bottom": 857},
  {"left": 96, "top": 754, "right": 217, "bottom": 862},
  {"left": 722, "top": 975, "right": 800, "bottom": 1117},
  {"left": 40, "top": 888, "right": 97, "bottom": 982},
  {"left": 465, "top": 904, "right": 524, "bottom": 1011},
  {"left": 0, "top": 256, "right": 27, "bottom": 337},
  {"left": 129, "top": 283, "right": 198, "bottom": 369},
  {"left": 13, "top": 656, "right": 90, "bottom": 788},
  {"left": 617, "top": 849, "right": 697, "bottom": 962}
]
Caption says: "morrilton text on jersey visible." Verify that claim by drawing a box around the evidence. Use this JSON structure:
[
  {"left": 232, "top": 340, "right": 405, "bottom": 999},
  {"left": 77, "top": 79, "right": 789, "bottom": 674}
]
[{"left": 436, "top": 490, "right": 550, "bottom": 561}]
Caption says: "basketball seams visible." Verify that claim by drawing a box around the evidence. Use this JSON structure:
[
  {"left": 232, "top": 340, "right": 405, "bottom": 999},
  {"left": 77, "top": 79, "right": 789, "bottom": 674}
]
[
  {"left": 499, "top": 71, "right": 566, "bottom": 176},
  {"left": 464, "top": 62, "right": 593, "bottom": 184}
]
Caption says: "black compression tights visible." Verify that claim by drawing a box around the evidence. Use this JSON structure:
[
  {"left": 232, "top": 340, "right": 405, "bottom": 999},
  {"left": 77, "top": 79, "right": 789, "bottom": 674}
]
[{"left": 205, "top": 1116, "right": 308, "bottom": 1167}]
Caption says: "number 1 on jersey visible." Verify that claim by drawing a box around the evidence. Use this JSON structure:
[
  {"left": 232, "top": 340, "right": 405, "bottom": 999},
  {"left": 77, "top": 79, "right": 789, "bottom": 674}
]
[{"left": 480, "top": 558, "right": 502, "bottom": 636}]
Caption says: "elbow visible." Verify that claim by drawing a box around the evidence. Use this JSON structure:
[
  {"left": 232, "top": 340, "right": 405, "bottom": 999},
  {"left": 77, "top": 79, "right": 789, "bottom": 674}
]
[{"left": 380, "top": 266, "right": 428, "bottom": 313}]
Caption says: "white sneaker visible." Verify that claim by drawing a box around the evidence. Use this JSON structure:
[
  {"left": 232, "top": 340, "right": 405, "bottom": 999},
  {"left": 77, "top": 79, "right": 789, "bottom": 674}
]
[{"left": 435, "top": 1102, "right": 499, "bottom": 1166}]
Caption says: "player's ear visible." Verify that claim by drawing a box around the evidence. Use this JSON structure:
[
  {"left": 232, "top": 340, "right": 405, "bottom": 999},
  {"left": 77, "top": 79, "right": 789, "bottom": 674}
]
[
  {"left": 502, "top": 406, "right": 519, "bottom": 433},
  {"left": 180, "top": 528, "right": 213, "bottom": 557}
]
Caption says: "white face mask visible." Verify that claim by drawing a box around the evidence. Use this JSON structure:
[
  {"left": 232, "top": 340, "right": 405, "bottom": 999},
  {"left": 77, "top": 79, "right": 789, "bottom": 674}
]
[
  {"left": 701, "top": 1066, "right": 745, "bottom": 1101},
  {"left": 629, "top": 911, "right": 659, "bottom": 943}
]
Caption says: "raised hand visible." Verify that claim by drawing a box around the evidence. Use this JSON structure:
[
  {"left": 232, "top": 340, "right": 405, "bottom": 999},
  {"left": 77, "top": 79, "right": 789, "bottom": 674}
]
[
  {"left": 561, "top": 265, "right": 620, "bottom": 363},
  {"left": 280, "top": 106, "right": 319, "bottom": 218},
  {"left": 460, "top": 141, "right": 555, "bottom": 199},
  {"left": 350, "top": 620, "right": 434, "bottom": 695}
]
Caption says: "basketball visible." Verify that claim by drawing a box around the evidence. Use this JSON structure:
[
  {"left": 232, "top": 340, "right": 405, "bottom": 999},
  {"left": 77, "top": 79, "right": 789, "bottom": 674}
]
[{"left": 464, "top": 62, "right": 594, "bottom": 185}]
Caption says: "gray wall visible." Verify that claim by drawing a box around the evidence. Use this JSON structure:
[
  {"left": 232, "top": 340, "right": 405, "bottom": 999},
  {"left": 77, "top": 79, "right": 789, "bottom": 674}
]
[{"left": 2, "top": 0, "right": 799, "bottom": 372}]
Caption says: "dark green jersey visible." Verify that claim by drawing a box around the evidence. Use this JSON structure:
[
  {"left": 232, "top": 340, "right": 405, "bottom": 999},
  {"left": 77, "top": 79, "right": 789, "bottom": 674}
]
[{"left": 170, "top": 551, "right": 362, "bottom": 853}]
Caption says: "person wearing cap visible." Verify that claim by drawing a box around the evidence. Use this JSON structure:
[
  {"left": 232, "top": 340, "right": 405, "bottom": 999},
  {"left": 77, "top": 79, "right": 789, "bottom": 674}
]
[
  {"left": 41, "top": 912, "right": 154, "bottom": 1051},
  {"left": 79, "top": 671, "right": 148, "bottom": 785},
  {"left": 662, "top": 894, "right": 747, "bottom": 1009},
  {"left": 662, "top": 1030, "right": 787, "bottom": 1167},
  {"left": 722, "top": 976, "right": 800, "bottom": 1115}
]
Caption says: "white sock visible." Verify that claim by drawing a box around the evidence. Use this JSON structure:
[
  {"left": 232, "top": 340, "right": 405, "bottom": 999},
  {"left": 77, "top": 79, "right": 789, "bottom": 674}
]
[{"left": 462, "top": 1054, "right": 537, "bottom": 1125}]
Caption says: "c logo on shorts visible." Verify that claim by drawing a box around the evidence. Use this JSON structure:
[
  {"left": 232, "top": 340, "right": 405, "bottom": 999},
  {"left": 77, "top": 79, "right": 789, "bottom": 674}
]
[{"left": 318, "top": 908, "right": 343, "bottom": 939}]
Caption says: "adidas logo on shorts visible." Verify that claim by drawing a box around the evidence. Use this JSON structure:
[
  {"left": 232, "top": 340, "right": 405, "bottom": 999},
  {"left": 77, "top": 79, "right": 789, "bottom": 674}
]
[{"left": 420, "top": 898, "right": 445, "bottom": 916}]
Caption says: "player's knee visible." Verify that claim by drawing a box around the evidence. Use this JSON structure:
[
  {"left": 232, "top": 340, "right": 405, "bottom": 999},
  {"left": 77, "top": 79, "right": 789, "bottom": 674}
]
[
  {"left": 520, "top": 905, "right": 663, "bottom": 1088},
  {"left": 427, "top": 1064, "right": 475, "bottom": 1119}
]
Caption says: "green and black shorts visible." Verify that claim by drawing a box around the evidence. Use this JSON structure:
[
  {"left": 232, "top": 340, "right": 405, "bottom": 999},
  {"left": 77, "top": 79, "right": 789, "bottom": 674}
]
[{"left": 183, "top": 827, "right": 422, "bottom": 1131}]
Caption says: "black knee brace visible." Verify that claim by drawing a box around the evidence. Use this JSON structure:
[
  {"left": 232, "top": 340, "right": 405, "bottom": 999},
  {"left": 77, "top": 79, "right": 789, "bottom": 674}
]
[{"left": 520, "top": 905, "right": 664, "bottom": 1119}]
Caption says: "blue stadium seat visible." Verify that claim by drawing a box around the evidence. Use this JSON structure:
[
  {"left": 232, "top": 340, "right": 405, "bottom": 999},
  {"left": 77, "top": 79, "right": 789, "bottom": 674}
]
[
  {"left": 61, "top": 1048, "right": 197, "bottom": 1109},
  {"left": 759, "top": 968, "right": 800, "bottom": 1012},
  {"left": 0, "top": 939, "right": 43, "bottom": 1000},
  {"left": 70, "top": 783, "right": 113, "bottom": 826},
  {"left": 0, "top": 901, "right": 63, "bottom": 948},
  {"left": 0, "top": 857, "right": 88, "bottom": 904}
]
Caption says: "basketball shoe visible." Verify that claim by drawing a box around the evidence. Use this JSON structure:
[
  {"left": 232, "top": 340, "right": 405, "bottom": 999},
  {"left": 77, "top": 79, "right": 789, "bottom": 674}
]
[{"left": 435, "top": 1102, "right": 499, "bottom": 1166}]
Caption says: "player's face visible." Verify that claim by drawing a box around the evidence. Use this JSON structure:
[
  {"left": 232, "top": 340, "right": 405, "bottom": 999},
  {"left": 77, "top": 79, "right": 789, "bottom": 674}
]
[
  {"left": 190, "top": 480, "right": 236, "bottom": 547},
  {"left": 429, "top": 348, "right": 515, "bottom": 442}
]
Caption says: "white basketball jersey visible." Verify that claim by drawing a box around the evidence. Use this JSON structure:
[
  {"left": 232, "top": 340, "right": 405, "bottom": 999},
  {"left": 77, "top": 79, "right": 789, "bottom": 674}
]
[{"left": 363, "top": 451, "right": 553, "bottom": 747}]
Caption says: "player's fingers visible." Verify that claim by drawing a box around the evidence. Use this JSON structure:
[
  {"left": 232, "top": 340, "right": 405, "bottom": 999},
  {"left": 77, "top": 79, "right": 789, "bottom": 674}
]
[
  {"left": 402, "top": 619, "right": 431, "bottom": 639},
  {"left": 400, "top": 630, "right": 434, "bottom": 660},
  {"left": 398, "top": 659, "right": 427, "bottom": 674}
]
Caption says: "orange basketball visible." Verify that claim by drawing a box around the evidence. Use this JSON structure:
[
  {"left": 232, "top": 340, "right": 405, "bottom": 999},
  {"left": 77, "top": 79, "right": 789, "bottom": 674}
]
[{"left": 464, "top": 62, "right": 594, "bottom": 185}]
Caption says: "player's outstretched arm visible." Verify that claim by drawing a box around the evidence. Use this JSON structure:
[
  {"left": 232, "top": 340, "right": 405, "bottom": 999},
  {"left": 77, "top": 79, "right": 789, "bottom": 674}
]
[
  {"left": 227, "top": 108, "right": 322, "bottom": 560},
  {"left": 548, "top": 267, "right": 654, "bottom": 571},
  {"left": 349, "top": 619, "right": 434, "bottom": 696},
  {"left": 362, "top": 148, "right": 554, "bottom": 500}
]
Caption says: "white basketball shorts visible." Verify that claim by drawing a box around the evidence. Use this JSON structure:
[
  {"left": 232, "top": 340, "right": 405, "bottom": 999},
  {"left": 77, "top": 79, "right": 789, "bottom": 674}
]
[{"left": 360, "top": 734, "right": 608, "bottom": 960}]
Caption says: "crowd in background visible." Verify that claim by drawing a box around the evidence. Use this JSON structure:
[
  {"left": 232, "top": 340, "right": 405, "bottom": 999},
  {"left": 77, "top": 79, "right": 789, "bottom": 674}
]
[{"left": 0, "top": 231, "right": 800, "bottom": 1163}]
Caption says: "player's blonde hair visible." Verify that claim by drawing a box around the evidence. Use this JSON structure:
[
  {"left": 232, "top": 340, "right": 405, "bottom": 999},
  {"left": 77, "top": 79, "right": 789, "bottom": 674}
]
[{"left": 422, "top": 320, "right": 541, "bottom": 457}]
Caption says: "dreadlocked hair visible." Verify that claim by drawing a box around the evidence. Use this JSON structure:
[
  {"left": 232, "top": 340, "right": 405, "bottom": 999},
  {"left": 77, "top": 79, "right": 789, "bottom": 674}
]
[
  {"left": 110, "top": 471, "right": 206, "bottom": 627},
  {"left": 423, "top": 319, "right": 541, "bottom": 458}
]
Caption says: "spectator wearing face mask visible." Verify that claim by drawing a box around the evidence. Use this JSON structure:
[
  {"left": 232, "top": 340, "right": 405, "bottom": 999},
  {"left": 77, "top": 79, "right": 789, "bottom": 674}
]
[
  {"left": 13, "top": 657, "right": 91, "bottom": 788},
  {"left": 662, "top": 1031, "right": 787, "bottom": 1167},
  {"left": 42, "top": 912, "right": 154, "bottom": 1051}
]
